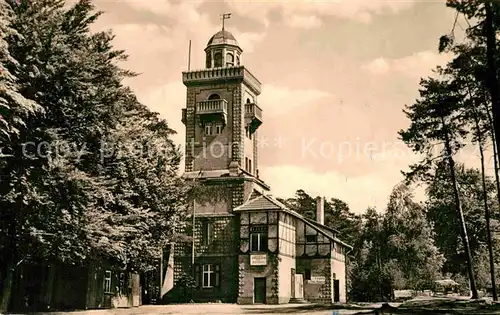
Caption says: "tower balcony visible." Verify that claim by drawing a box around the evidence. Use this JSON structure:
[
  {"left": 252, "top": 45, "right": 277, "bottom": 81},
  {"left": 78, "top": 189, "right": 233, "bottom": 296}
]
[
  {"left": 181, "top": 108, "right": 187, "bottom": 125},
  {"left": 245, "top": 103, "right": 263, "bottom": 132},
  {"left": 196, "top": 99, "right": 228, "bottom": 125}
]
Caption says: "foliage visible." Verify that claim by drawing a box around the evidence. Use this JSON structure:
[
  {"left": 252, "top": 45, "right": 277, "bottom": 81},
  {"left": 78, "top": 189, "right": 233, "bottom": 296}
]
[
  {"left": 426, "top": 164, "right": 500, "bottom": 288},
  {"left": 0, "top": 0, "right": 41, "bottom": 156},
  {"left": 176, "top": 273, "right": 197, "bottom": 303},
  {"left": 280, "top": 185, "right": 443, "bottom": 301},
  {"left": 0, "top": 0, "right": 189, "bottom": 308}
]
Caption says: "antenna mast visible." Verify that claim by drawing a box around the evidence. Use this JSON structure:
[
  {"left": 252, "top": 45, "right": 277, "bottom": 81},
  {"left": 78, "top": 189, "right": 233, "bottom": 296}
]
[
  {"left": 220, "top": 13, "right": 232, "bottom": 41},
  {"left": 187, "top": 40, "right": 192, "bottom": 71}
]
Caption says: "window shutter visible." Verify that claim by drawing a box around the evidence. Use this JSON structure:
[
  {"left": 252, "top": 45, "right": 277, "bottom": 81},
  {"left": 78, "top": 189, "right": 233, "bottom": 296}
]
[
  {"left": 202, "top": 222, "right": 207, "bottom": 246},
  {"left": 195, "top": 265, "right": 201, "bottom": 287},
  {"left": 208, "top": 223, "right": 213, "bottom": 243},
  {"left": 215, "top": 265, "right": 220, "bottom": 287}
]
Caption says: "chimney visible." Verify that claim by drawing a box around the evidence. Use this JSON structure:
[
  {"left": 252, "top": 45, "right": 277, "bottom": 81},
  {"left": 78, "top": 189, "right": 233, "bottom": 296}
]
[{"left": 316, "top": 196, "right": 325, "bottom": 225}]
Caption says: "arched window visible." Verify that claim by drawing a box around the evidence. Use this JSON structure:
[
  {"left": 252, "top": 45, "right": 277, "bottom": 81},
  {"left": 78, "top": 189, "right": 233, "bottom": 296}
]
[
  {"left": 246, "top": 98, "right": 251, "bottom": 104},
  {"left": 208, "top": 94, "right": 221, "bottom": 100},
  {"left": 226, "top": 53, "right": 234, "bottom": 67},
  {"left": 214, "top": 52, "right": 222, "bottom": 67},
  {"left": 206, "top": 52, "right": 212, "bottom": 68},
  {"left": 236, "top": 55, "right": 240, "bottom": 66}
]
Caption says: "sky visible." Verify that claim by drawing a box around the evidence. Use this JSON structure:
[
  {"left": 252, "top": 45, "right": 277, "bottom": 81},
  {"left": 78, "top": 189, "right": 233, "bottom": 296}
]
[{"left": 88, "top": 0, "right": 483, "bottom": 214}]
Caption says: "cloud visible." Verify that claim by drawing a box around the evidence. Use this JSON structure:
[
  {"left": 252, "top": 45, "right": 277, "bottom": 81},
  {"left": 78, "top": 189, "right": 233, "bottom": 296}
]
[
  {"left": 134, "top": 81, "right": 186, "bottom": 148},
  {"left": 231, "top": 30, "right": 267, "bottom": 54},
  {"left": 122, "top": 0, "right": 205, "bottom": 23},
  {"left": 363, "top": 51, "right": 453, "bottom": 79},
  {"left": 362, "top": 57, "right": 391, "bottom": 75},
  {"left": 285, "top": 15, "right": 323, "bottom": 29},
  {"left": 110, "top": 0, "right": 266, "bottom": 58},
  {"left": 259, "top": 85, "right": 334, "bottom": 118},
  {"left": 226, "top": 0, "right": 417, "bottom": 28},
  {"left": 111, "top": 23, "right": 176, "bottom": 54}
]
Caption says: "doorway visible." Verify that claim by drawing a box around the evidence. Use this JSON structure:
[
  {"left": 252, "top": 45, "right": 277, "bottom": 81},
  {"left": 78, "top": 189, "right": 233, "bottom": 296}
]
[
  {"left": 254, "top": 278, "right": 266, "bottom": 304},
  {"left": 334, "top": 279, "right": 340, "bottom": 302},
  {"left": 294, "top": 274, "right": 304, "bottom": 298}
]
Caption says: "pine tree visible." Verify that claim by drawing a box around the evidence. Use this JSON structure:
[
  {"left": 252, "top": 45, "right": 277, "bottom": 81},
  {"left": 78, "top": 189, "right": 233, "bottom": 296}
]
[{"left": 399, "top": 74, "right": 478, "bottom": 298}]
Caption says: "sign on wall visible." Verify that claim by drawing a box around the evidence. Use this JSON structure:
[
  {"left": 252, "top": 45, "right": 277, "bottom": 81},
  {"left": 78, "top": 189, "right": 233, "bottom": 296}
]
[
  {"left": 309, "top": 276, "right": 326, "bottom": 283},
  {"left": 250, "top": 254, "right": 267, "bottom": 266}
]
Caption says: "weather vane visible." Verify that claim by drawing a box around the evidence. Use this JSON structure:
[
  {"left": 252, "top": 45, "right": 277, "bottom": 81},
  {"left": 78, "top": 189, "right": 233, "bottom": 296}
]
[{"left": 220, "top": 12, "right": 231, "bottom": 31}]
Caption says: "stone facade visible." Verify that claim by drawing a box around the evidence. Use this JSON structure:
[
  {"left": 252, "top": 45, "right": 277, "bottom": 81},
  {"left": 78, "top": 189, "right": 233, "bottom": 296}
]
[{"left": 165, "top": 28, "right": 352, "bottom": 305}]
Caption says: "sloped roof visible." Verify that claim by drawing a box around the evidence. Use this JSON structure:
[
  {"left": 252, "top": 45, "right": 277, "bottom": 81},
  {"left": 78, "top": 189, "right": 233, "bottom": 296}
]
[
  {"left": 234, "top": 194, "right": 282, "bottom": 211},
  {"left": 207, "top": 30, "right": 239, "bottom": 47},
  {"left": 234, "top": 191, "right": 353, "bottom": 250}
]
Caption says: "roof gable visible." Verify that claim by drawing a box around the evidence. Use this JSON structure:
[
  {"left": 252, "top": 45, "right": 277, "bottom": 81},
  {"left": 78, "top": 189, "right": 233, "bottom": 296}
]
[
  {"left": 234, "top": 195, "right": 281, "bottom": 211},
  {"left": 233, "top": 192, "right": 353, "bottom": 250}
]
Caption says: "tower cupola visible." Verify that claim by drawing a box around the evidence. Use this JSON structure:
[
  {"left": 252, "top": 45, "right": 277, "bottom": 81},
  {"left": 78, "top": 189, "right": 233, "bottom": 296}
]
[{"left": 204, "top": 29, "right": 242, "bottom": 68}]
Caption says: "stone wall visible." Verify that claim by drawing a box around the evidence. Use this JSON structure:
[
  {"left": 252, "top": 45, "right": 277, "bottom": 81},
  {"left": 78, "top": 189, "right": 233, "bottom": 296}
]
[
  {"left": 296, "top": 258, "right": 333, "bottom": 303},
  {"left": 237, "top": 254, "right": 280, "bottom": 304},
  {"left": 184, "top": 83, "right": 245, "bottom": 173},
  {"left": 170, "top": 214, "right": 239, "bottom": 303},
  {"left": 174, "top": 214, "right": 238, "bottom": 259}
]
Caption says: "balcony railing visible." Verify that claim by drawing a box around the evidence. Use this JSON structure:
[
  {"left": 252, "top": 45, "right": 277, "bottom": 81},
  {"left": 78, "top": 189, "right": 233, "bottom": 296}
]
[
  {"left": 245, "top": 103, "right": 263, "bottom": 131},
  {"left": 196, "top": 99, "right": 228, "bottom": 125},
  {"left": 197, "top": 99, "right": 228, "bottom": 114},
  {"left": 183, "top": 66, "right": 262, "bottom": 94}
]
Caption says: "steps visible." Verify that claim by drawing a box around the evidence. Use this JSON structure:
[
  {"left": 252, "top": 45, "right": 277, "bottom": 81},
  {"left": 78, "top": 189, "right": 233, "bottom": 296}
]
[{"left": 289, "top": 298, "right": 309, "bottom": 304}]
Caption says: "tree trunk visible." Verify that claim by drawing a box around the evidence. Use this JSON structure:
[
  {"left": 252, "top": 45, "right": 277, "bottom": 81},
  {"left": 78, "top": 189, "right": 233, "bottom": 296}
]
[
  {"left": 485, "top": 1, "right": 500, "bottom": 197},
  {"left": 0, "top": 265, "right": 14, "bottom": 313},
  {"left": 440, "top": 114, "right": 478, "bottom": 299},
  {"left": 472, "top": 106, "right": 497, "bottom": 300},
  {"left": 484, "top": 101, "right": 500, "bottom": 207}
]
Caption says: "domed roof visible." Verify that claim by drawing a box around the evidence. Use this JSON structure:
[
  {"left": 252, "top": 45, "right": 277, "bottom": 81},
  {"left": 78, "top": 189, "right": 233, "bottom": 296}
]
[{"left": 207, "top": 30, "right": 239, "bottom": 47}]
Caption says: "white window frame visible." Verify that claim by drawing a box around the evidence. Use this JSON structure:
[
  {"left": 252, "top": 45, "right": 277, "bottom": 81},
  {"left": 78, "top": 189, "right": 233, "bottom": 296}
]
[
  {"left": 203, "top": 264, "right": 214, "bottom": 288},
  {"left": 250, "top": 233, "right": 264, "bottom": 252},
  {"left": 103, "top": 270, "right": 112, "bottom": 293},
  {"left": 205, "top": 124, "right": 212, "bottom": 135},
  {"left": 215, "top": 124, "right": 223, "bottom": 134},
  {"left": 203, "top": 221, "right": 213, "bottom": 246}
]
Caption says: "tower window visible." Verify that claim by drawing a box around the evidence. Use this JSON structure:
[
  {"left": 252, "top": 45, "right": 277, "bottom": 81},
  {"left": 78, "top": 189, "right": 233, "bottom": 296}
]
[
  {"left": 205, "top": 124, "right": 212, "bottom": 135},
  {"left": 208, "top": 93, "right": 221, "bottom": 100},
  {"left": 236, "top": 55, "right": 240, "bottom": 66},
  {"left": 246, "top": 98, "right": 251, "bottom": 104},
  {"left": 226, "top": 53, "right": 234, "bottom": 67},
  {"left": 245, "top": 127, "right": 252, "bottom": 139},
  {"left": 202, "top": 221, "right": 213, "bottom": 246},
  {"left": 215, "top": 124, "right": 223, "bottom": 134},
  {"left": 206, "top": 51, "right": 212, "bottom": 68},
  {"left": 249, "top": 159, "right": 252, "bottom": 174},
  {"left": 214, "top": 52, "right": 222, "bottom": 67}
]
